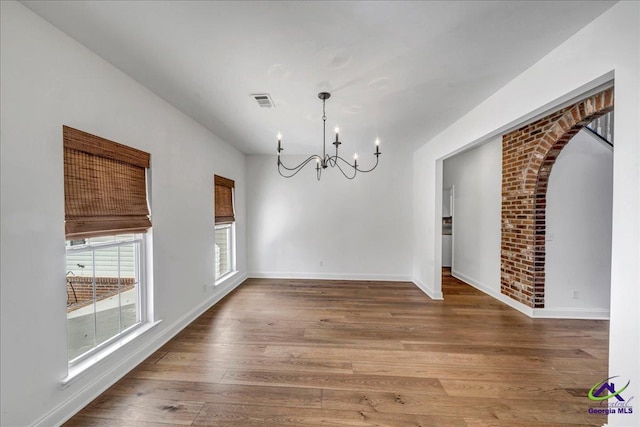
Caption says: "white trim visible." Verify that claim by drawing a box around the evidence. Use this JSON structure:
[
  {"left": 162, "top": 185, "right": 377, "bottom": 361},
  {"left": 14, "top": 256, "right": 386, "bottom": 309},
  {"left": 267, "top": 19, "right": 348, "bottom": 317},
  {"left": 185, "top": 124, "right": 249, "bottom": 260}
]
[
  {"left": 412, "top": 276, "right": 444, "bottom": 300},
  {"left": 248, "top": 271, "right": 411, "bottom": 282},
  {"left": 35, "top": 272, "right": 246, "bottom": 427},
  {"left": 62, "top": 320, "right": 160, "bottom": 387},
  {"left": 215, "top": 269, "right": 241, "bottom": 287},
  {"left": 452, "top": 270, "right": 611, "bottom": 320},
  {"left": 532, "top": 307, "right": 610, "bottom": 320},
  {"left": 452, "top": 270, "right": 534, "bottom": 317},
  {"left": 249, "top": 271, "right": 442, "bottom": 299}
]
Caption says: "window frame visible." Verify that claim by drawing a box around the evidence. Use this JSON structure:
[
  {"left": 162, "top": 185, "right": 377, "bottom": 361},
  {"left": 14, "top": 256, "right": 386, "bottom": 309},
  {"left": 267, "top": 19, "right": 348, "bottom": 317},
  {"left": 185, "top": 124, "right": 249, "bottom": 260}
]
[
  {"left": 214, "top": 222, "right": 236, "bottom": 283},
  {"left": 65, "top": 233, "right": 148, "bottom": 367}
]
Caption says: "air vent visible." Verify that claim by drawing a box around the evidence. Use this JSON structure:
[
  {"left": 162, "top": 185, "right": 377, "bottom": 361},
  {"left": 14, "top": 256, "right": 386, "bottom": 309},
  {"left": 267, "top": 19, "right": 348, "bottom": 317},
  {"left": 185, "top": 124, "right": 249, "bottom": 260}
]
[{"left": 251, "top": 93, "right": 275, "bottom": 108}]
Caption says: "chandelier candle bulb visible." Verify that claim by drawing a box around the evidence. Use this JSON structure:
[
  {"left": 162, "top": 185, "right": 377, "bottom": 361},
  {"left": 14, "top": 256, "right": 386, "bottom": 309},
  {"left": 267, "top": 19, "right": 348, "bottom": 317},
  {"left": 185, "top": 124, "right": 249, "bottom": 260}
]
[{"left": 335, "top": 126, "right": 340, "bottom": 142}]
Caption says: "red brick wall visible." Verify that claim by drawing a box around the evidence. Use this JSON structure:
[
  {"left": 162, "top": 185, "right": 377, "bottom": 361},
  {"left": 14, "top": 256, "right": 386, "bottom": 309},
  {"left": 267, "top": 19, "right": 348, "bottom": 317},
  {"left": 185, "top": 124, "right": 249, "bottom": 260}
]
[
  {"left": 66, "top": 277, "right": 135, "bottom": 311},
  {"left": 501, "top": 88, "right": 613, "bottom": 308}
]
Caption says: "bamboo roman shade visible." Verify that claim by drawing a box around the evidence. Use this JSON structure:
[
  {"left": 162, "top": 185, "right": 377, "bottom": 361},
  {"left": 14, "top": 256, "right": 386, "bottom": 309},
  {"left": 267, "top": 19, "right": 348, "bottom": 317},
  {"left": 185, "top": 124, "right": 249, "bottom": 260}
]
[
  {"left": 214, "top": 175, "right": 235, "bottom": 224},
  {"left": 63, "top": 126, "right": 151, "bottom": 239}
]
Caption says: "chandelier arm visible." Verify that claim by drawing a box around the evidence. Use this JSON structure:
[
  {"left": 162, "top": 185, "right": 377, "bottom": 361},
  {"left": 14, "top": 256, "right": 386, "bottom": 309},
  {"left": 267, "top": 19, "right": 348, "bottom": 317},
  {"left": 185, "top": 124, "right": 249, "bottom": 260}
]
[
  {"left": 278, "top": 163, "right": 312, "bottom": 178},
  {"left": 331, "top": 144, "right": 341, "bottom": 166},
  {"left": 326, "top": 153, "right": 349, "bottom": 168},
  {"left": 277, "top": 154, "right": 321, "bottom": 172},
  {"left": 334, "top": 161, "right": 357, "bottom": 180},
  {"left": 325, "top": 154, "right": 337, "bottom": 168},
  {"left": 333, "top": 157, "right": 357, "bottom": 180},
  {"left": 278, "top": 162, "right": 308, "bottom": 178},
  {"left": 354, "top": 154, "right": 380, "bottom": 173},
  {"left": 277, "top": 155, "right": 322, "bottom": 178},
  {"left": 278, "top": 167, "right": 301, "bottom": 178}
]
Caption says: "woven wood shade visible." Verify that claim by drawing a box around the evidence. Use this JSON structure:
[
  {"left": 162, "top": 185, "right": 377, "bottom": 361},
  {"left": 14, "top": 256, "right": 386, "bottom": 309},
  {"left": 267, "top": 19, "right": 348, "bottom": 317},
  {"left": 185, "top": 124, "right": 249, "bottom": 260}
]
[
  {"left": 64, "top": 126, "right": 151, "bottom": 239},
  {"left": 215, "top": 175, "right": 235, "bottom": 224}
]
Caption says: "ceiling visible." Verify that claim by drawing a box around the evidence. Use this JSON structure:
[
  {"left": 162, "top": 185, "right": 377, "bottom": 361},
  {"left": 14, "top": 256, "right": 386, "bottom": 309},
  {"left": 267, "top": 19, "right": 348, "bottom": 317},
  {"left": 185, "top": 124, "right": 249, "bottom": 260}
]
[{"left": 22, "top": 1, "right": 615, "bottom": 155}]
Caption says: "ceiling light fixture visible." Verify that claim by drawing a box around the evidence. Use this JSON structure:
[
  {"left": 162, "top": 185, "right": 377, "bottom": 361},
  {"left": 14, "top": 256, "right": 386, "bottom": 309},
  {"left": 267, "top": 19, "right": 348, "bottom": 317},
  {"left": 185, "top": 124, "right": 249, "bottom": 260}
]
[{"left": 277, "top": 92, "right": 381, "bottom": 180}]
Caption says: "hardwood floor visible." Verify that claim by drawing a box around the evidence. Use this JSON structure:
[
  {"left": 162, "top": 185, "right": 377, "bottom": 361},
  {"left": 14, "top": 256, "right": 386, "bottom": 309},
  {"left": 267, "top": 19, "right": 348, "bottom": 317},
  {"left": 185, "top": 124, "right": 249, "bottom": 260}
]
[{"left": 65, "top": 276, "right": 609, "bottom": 426}]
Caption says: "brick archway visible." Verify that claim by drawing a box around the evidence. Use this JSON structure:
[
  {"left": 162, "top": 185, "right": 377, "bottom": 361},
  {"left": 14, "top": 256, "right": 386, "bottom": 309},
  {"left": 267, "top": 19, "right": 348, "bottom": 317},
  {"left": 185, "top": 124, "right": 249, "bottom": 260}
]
[{"left": 501, "top": 88, "right": 613, "bottom": 308}]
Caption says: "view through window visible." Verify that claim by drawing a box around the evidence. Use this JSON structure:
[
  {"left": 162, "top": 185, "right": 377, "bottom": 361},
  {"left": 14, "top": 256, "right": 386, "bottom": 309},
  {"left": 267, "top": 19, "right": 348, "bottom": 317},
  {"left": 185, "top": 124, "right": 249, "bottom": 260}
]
[
  {"left": 66, "top": 234, "right": 144, "bottom": 361},
  {"left": 215, "top": 224, "right": 233, "bottom": 278}
]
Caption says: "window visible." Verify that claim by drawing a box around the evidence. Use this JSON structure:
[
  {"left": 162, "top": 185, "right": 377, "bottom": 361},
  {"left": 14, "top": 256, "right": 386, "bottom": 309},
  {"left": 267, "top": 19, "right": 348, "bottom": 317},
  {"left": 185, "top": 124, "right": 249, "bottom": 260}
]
[
  {"left": 215, "top": 224, "right": 233, "bottom": 278},
  {"left": 65, "top": 234, "right": 145, "bottom": 361},
  {"left": 214, "top": 175, "right": 235, "bottom": 282},
  {"left": 63, "top": 126, "right": 151, "bottom": 364}
]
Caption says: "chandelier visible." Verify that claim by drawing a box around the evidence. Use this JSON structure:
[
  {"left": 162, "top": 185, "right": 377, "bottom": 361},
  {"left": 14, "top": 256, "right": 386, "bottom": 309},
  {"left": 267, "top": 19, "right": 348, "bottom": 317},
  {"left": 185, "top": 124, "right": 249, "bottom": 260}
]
[{"left": 277, "top": 92, "right": 381, "bottom": 180}]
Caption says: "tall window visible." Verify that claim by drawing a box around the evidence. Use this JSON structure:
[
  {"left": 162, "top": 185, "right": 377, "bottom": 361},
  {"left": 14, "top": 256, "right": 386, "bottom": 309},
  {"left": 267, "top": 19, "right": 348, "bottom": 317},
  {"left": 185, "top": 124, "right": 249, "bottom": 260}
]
[
  {"left": 214, "top": 175, "right": 235, "bottom": 281},
  {"left": 63, "top": 126, "right": 151, "bottom": 363}
]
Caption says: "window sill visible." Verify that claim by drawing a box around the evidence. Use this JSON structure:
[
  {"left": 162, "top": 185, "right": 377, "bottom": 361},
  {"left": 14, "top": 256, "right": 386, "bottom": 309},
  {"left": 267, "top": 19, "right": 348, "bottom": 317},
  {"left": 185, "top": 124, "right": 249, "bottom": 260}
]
[
  {"left": 60, "top": 320, "right": 162, "bottom": 388},
  {"left": 215, "top": 270, "right": 239, "bottom": 286}
]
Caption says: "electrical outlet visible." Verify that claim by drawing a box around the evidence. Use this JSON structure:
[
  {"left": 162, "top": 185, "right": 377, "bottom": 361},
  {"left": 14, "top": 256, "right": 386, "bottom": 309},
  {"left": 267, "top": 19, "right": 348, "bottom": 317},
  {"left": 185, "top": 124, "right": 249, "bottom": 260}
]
[{"left": 572, "top": 290, "right": 579, "bottom": 300}]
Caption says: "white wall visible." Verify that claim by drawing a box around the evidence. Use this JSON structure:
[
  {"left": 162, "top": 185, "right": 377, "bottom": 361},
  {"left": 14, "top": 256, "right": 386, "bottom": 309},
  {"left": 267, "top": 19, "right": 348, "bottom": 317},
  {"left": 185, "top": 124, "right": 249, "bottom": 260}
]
[
  {"left": 443, "top": 137, "right": 502, "bottom": 294},
  {"left": 247, "top": 143, "right": 412, "bottom": 281},
  {"left": 0, "top": 2, "right": 247, "bottom": 425},
  {"left": 412, "top": 2, "right": 639, "bottom": 426},
  {"left": 545, "top": 130, "right": 612, "bottom": 315}
]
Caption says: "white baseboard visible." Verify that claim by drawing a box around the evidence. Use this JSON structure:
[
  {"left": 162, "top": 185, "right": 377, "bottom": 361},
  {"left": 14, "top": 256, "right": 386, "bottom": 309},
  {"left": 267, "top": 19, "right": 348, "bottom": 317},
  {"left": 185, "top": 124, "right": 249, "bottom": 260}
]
[
  {"left": 412, "top": 276, "right": 443, "bottom": 300},
  {"left": 451, "top": 270, "right": 610, "bottom": 320},
  {"left": 35, "top": 272, "right": 247, "bottom": 427},
  {"left": 452, "top": 270, "right": 534, "bottom": 317},
  {"left": 248, "top": 271, "right": 412, "bottom": 282},
  {"left": 532, "top": 307, "right": 610, "bottom": 320},
  {"left": 248, "top": 271, "right": 443, "bottom": 301}
]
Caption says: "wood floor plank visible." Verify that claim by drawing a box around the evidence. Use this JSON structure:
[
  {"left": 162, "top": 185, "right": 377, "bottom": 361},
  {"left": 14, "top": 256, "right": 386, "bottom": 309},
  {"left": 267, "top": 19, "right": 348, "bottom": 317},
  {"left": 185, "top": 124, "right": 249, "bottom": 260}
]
[
  {"left": 64, "top": 275, "right": 608, "bottom": 426},
  {"left": 191, "top": 402, "right": 365, "bottom": 426},
  {"left": 323, "top": 390, "right": 596, "bottom": 425},
  {"left": 463, "top": 417, "right": 600, "bottom": 427},
  {"left": 358, "top": 411, "right": 468, "bottom": 427},
  {"left": 125, "top": 363, "right": 227, "bottom": 384},
  {"left": 220, "top": 369, "right": 445, "bottom": 394},
  {"left": 157, "top": 351, "right": 354, "bottom": 374},
  {"left": 79, "top": 395, "right": 204, "bottom": 425},
  {"left": 63, "top": 416, "right": 171, "bottom": 427},
  {"left": 107, "top": 378, "right": 322, "bottom": 409},
  {"left": 439, "top": 378, "right": 582, "bottom": 401},
  {"left": 323, "top": 389, "right": 508, "bottom": 419},
  {"left": 263, "top": 344, "right": 492, "bottom": 365}
]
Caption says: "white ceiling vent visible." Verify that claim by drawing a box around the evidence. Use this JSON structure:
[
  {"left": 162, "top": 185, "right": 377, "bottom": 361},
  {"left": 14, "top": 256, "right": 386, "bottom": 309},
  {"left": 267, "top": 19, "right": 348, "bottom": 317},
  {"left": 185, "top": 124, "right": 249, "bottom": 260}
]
[{"left": 251, "top": 93, "right": 275, "bottom": 108}]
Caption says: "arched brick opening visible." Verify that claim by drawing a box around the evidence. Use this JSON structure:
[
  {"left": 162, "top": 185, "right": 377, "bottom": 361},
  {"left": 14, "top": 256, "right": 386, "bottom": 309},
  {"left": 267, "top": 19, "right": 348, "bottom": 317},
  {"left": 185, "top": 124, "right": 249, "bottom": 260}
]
[{"left": 501, "top": 88, "right": 614, "bottom": 308}]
